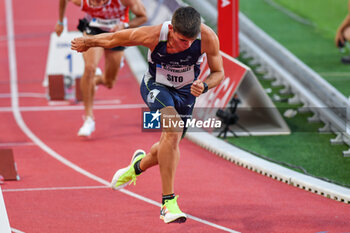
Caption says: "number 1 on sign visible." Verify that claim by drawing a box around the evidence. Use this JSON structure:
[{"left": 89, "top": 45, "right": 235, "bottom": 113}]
[{"left": 66, "top": 53, "right": 72, "bottom": 73}]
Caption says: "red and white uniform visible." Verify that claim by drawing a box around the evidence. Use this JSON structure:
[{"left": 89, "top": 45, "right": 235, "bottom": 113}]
[{"left": 81, "top": 0, "right": 129, "bottom": 22}]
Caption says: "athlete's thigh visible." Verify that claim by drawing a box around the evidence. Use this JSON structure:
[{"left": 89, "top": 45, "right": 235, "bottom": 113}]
[
  {"left": 104, "top": 49, "right": 124, "bottom": 82},
  {"left": 82, "top": 44, "right": 104, "bottom": 67},
  {"left": 140, "top": 75, "right": 175, "bottom": 111}
]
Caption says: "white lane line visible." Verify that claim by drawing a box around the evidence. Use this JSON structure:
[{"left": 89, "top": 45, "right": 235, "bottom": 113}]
[
  {"left": 0, "top": 93, "right": 46, "bottom": 98},
  {"left": 5, "top": 1, "right": 239, "bottom": 232},
  {"left": 4, "top": 185, "right": 238, "bottom": 232},
  {"left": 0, "top": 142, "right": 35, "bottom": 147},
  {"left": 0, "top": 93, "right": 125, "bottom": 105},
  {"left": 3, "top": 1, "right": 17, "bottom": 232},
  {"left": 11, "top": 228, "right": 25, "bottom": 233},
  {"left": 2, "top": 185, "right": 109, "bottom": 192},
  {"left": 0, "top": 103, "right": 147, "bottom": 112},
  {"left": 0, "top": 187, "right": 11, "bottom": 233}
]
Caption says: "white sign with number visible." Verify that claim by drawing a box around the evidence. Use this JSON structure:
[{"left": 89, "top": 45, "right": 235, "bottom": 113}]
[{"left": 44, "top": 30, "right": 84, "bottom": 86}]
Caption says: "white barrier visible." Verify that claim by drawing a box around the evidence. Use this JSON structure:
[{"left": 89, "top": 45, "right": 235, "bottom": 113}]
[
  {"left": 195, "top": 52, "right": 290, "bottom": 136},
  {"left": 0, "top": 186, "right": 11, "bottom": 233}
]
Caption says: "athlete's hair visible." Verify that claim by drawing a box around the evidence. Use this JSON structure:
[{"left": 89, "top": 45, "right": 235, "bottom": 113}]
[{"left": 171, "top": 6, "right": 201, "bottom": 39}]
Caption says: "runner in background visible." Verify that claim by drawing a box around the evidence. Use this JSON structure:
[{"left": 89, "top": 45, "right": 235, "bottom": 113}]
[
  {"left": 71, "top": 6, "right": 224, "bottom": 223},
  {"left": 55, "top": 0, "right": 147, "bottom": 137},
  {"left": 335, "top": 0, "right": 350, "bottom": 64}
]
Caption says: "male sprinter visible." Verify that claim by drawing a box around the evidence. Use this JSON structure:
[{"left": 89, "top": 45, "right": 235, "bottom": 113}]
[
  {"left": 71, "top": 6, "right": 224, "bottom": 223},
  {"left": 55, "top": 0, "right": 147, "bottom": 136}
]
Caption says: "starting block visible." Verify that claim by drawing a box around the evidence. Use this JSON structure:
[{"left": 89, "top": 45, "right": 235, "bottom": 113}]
[
  {"left": 48, "top": 75, "right": 65, "bottom": 100},
  {"left": 0, "top": 149, "right": 19, "bottom": 181},
  {"left": 47, "top": 75, "right": 82, "bottom": 101},
  {"left": 44, "top": 19, "right": 85, "bottom": 101}
]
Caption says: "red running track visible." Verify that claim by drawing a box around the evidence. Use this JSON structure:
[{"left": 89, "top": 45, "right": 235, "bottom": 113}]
[{"left": 1, "top": 1, "right": 350, "bottom": 232}]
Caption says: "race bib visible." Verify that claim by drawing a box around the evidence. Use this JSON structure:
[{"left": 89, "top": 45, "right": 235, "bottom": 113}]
[
  {"left": 89, "top": 18, "right": 120, "bottom": 31},
  {"left": 155, "top": 64, "right": 195, "bottom": 89}
]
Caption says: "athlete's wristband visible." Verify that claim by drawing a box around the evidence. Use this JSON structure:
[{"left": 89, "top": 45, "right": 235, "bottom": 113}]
[
  {"left": 202, "top": 82, "right": 208, "bottom": 93},
  {"left": 123, "top": 22, "right": 130, "bottom": 29},
  {"left": 57, "top": 20, "right": 64, "bottom": 26}
]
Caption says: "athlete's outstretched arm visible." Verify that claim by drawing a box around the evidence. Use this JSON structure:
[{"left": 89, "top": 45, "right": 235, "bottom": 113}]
[
  {"left": 191, "top": 24, "right": 224, "bottom": 97},
  {"left": 71, "top": 25, "right": 160, "bottom": 52}
]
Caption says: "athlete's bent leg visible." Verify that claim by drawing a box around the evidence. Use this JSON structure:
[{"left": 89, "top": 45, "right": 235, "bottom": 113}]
[
  {"left": 132, "top": 106, "right": 183, "bottom": 194},
  {"left": 157, "top": 106, "right": 182, "bottom": 195},
  {"left": 81, "top": 46, "right": 104, "bottom": 117},
  {"left": 156, "top": 107, "right": 186, "bottom": 223},
  {"left": 78, "top": 46, "right": 104, "bottom": 136},
  {"left": 139, "top": 141, "right": 160, "bottom": 170},
  {"left": 97, "top": 50, "right": 124, "bottom": 89}
]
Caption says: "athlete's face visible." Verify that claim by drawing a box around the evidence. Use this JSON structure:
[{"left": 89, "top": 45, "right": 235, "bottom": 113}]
[
  {"left": 89, "top": 0, "right": 109, "bottom": 8},
  {"left": 172, "top": 31, "right": 196, "bottom": 51}
]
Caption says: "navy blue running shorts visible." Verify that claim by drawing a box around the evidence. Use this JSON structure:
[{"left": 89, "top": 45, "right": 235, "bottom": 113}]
[
  {"left": 77, "top": 18, "right": 125, "bottom": 51},
  {"left": 140, "top": 73, "right": 196, "bottom": 136}
]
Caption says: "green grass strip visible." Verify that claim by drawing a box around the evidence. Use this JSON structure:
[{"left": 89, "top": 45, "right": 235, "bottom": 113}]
[{"left": 240, "top": 0, "right": 350, "bottom": 96}]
